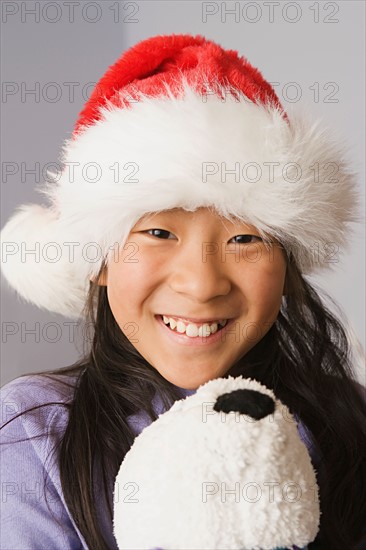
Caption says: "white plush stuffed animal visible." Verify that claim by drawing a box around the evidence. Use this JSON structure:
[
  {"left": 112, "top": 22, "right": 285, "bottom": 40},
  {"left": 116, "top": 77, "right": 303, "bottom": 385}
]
[{"left": 113, "top": 376, "right": 320, "bottom": 550}]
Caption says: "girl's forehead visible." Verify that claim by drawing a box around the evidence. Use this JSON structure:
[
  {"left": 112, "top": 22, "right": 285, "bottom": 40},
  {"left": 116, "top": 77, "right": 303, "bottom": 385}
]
[{"left": 136, "top": 208, "right": 256, "bottom": 229}]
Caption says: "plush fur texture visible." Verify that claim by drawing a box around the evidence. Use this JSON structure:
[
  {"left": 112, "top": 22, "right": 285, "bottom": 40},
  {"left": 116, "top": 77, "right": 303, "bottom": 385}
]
[
  {"left": 74, "top": 33, "right": 284, "bottom": 136},
  {"left": 0, "top": 35, "right": 362, "bottom": 319},
  {"left": 113, "top": 376, "right": 320, "bottom": 549},
  {"left": 0, "top": 203, "right": 90, "bottom": 317}
]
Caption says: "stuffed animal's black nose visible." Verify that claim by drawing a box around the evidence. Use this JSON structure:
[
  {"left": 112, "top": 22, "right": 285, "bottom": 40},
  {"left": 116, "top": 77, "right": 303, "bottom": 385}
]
[{"left": 213, "top": 389, "right": 275, "bottom": 420}]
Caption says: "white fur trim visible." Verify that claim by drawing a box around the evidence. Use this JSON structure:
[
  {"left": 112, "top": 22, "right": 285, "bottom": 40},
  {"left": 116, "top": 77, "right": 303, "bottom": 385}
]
[
  {"left": 0, "top": 78, "right": 362, "bottom": 317},
  {"left": 0, "top": 204, "right": 89, "bottom": 318}
]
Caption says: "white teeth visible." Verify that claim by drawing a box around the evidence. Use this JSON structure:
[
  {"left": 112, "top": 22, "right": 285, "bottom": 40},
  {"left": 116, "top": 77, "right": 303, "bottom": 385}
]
[
  {"left": 170, "top": 318, "right": 177, "bottom": 330},
  {"left": 161, "top": 316, "right": 228, "bottom": 338},
  {"left": 198, "top": 324, "right": 212, "bottom": 337},
  {"left": 186, "top": 324, "right": 199, "bottom": 337},
  {"left": 176, "top": 321, "right": 186, "bottom": 334}
]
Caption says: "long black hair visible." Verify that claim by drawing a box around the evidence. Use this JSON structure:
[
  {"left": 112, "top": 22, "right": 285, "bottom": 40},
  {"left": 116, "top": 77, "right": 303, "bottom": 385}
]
[{"left": 2, "top": 255, "right": 366, "bottom": 549}]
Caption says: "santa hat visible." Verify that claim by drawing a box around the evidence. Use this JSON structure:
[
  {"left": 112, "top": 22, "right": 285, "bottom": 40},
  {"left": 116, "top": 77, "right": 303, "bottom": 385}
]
[{"left": 0, "top": 34, "right": 361, "bottom": 319}]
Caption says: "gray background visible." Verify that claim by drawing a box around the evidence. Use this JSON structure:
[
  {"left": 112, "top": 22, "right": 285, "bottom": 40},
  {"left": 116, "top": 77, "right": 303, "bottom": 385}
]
[{"left": 1, "top": 0, "right": 365, "bottom": 386}]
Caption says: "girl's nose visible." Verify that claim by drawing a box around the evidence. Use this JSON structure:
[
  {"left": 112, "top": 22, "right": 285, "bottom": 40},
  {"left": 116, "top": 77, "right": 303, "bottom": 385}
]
[{"left": 168, "top": 244, "right": 232, "bottom": 301}]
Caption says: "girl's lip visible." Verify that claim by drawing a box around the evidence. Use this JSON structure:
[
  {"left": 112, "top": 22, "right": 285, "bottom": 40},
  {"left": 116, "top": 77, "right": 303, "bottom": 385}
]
[
  {"left": 158, "top": 314, "right": 228, "bottom": 324},
  {"left": 155, "top": 314, "right": 236, "bottom": 347}
]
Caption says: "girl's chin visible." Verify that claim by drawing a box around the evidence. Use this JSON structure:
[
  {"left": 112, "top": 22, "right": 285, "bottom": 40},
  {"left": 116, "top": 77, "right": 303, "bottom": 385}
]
[{"left": 156, "top": 366, "right": 226, "bottom": 389}]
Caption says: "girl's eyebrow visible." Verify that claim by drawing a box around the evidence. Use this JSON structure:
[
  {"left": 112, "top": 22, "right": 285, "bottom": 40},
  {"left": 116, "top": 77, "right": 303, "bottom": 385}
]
[
  {"left": 139, "top": 210, "right": 178, "bottom": 221},
  {"left": 136, "top": 213, "right": 261, "bottom": 234},
  {"left": 219, "top": 218, "right": 258, "bottom": 233}
]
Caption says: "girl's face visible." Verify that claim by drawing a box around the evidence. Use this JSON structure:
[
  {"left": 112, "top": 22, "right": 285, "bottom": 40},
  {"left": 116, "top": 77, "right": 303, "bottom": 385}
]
[{"left": 97, "top": 208, "right": 287, "bottom": 390}]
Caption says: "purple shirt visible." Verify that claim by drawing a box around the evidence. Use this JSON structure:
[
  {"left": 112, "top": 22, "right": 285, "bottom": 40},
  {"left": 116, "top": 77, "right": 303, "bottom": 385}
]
[
  {"left": 0, "top": 373, "right": 363, "bottom": 549},
  {"left": 0, "top": 374, "right": 195, "bottom": 549}
]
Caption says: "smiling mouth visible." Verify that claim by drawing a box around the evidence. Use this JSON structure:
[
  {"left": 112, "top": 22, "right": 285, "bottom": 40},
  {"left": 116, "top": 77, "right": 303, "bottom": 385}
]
[{"left": 158, "top": 314, "right": 228, "bottom": 338}]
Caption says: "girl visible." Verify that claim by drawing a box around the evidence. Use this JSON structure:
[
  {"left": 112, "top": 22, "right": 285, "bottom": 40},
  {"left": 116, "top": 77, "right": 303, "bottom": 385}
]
[{"left": 1, "top": 34, "right": 365, "bottom": 550}]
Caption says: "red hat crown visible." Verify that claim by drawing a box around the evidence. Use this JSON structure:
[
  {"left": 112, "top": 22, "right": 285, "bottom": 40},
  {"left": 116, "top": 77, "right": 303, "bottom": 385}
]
[{"left": 74, "top": 33, "right": 285, "bottom": 136}]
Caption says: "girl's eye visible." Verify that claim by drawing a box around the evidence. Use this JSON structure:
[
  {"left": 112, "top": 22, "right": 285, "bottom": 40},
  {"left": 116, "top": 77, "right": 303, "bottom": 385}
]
[
  {"left": 145, "top": 229, "right": 175, "bottom": 239},
  {"left": 230, "top": 235, "right": 262, "bottom": 244},
  {"left": 144, "top": 230, "right": 262, "bottom": 244}
]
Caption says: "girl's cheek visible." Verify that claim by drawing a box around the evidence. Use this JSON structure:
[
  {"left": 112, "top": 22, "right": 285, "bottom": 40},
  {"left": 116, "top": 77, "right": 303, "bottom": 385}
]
[
  {"left": 240, "top": 268, "right": 286, "bottom": 319},
  {"left": 109, "top": 256, "right": 162, "bottom": 302},
  {"left": 242, "top": 251, "right": 286, "bottom": 286},
  {"left": 121, "top": 241, "right": 164, "bottom": 268}
]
